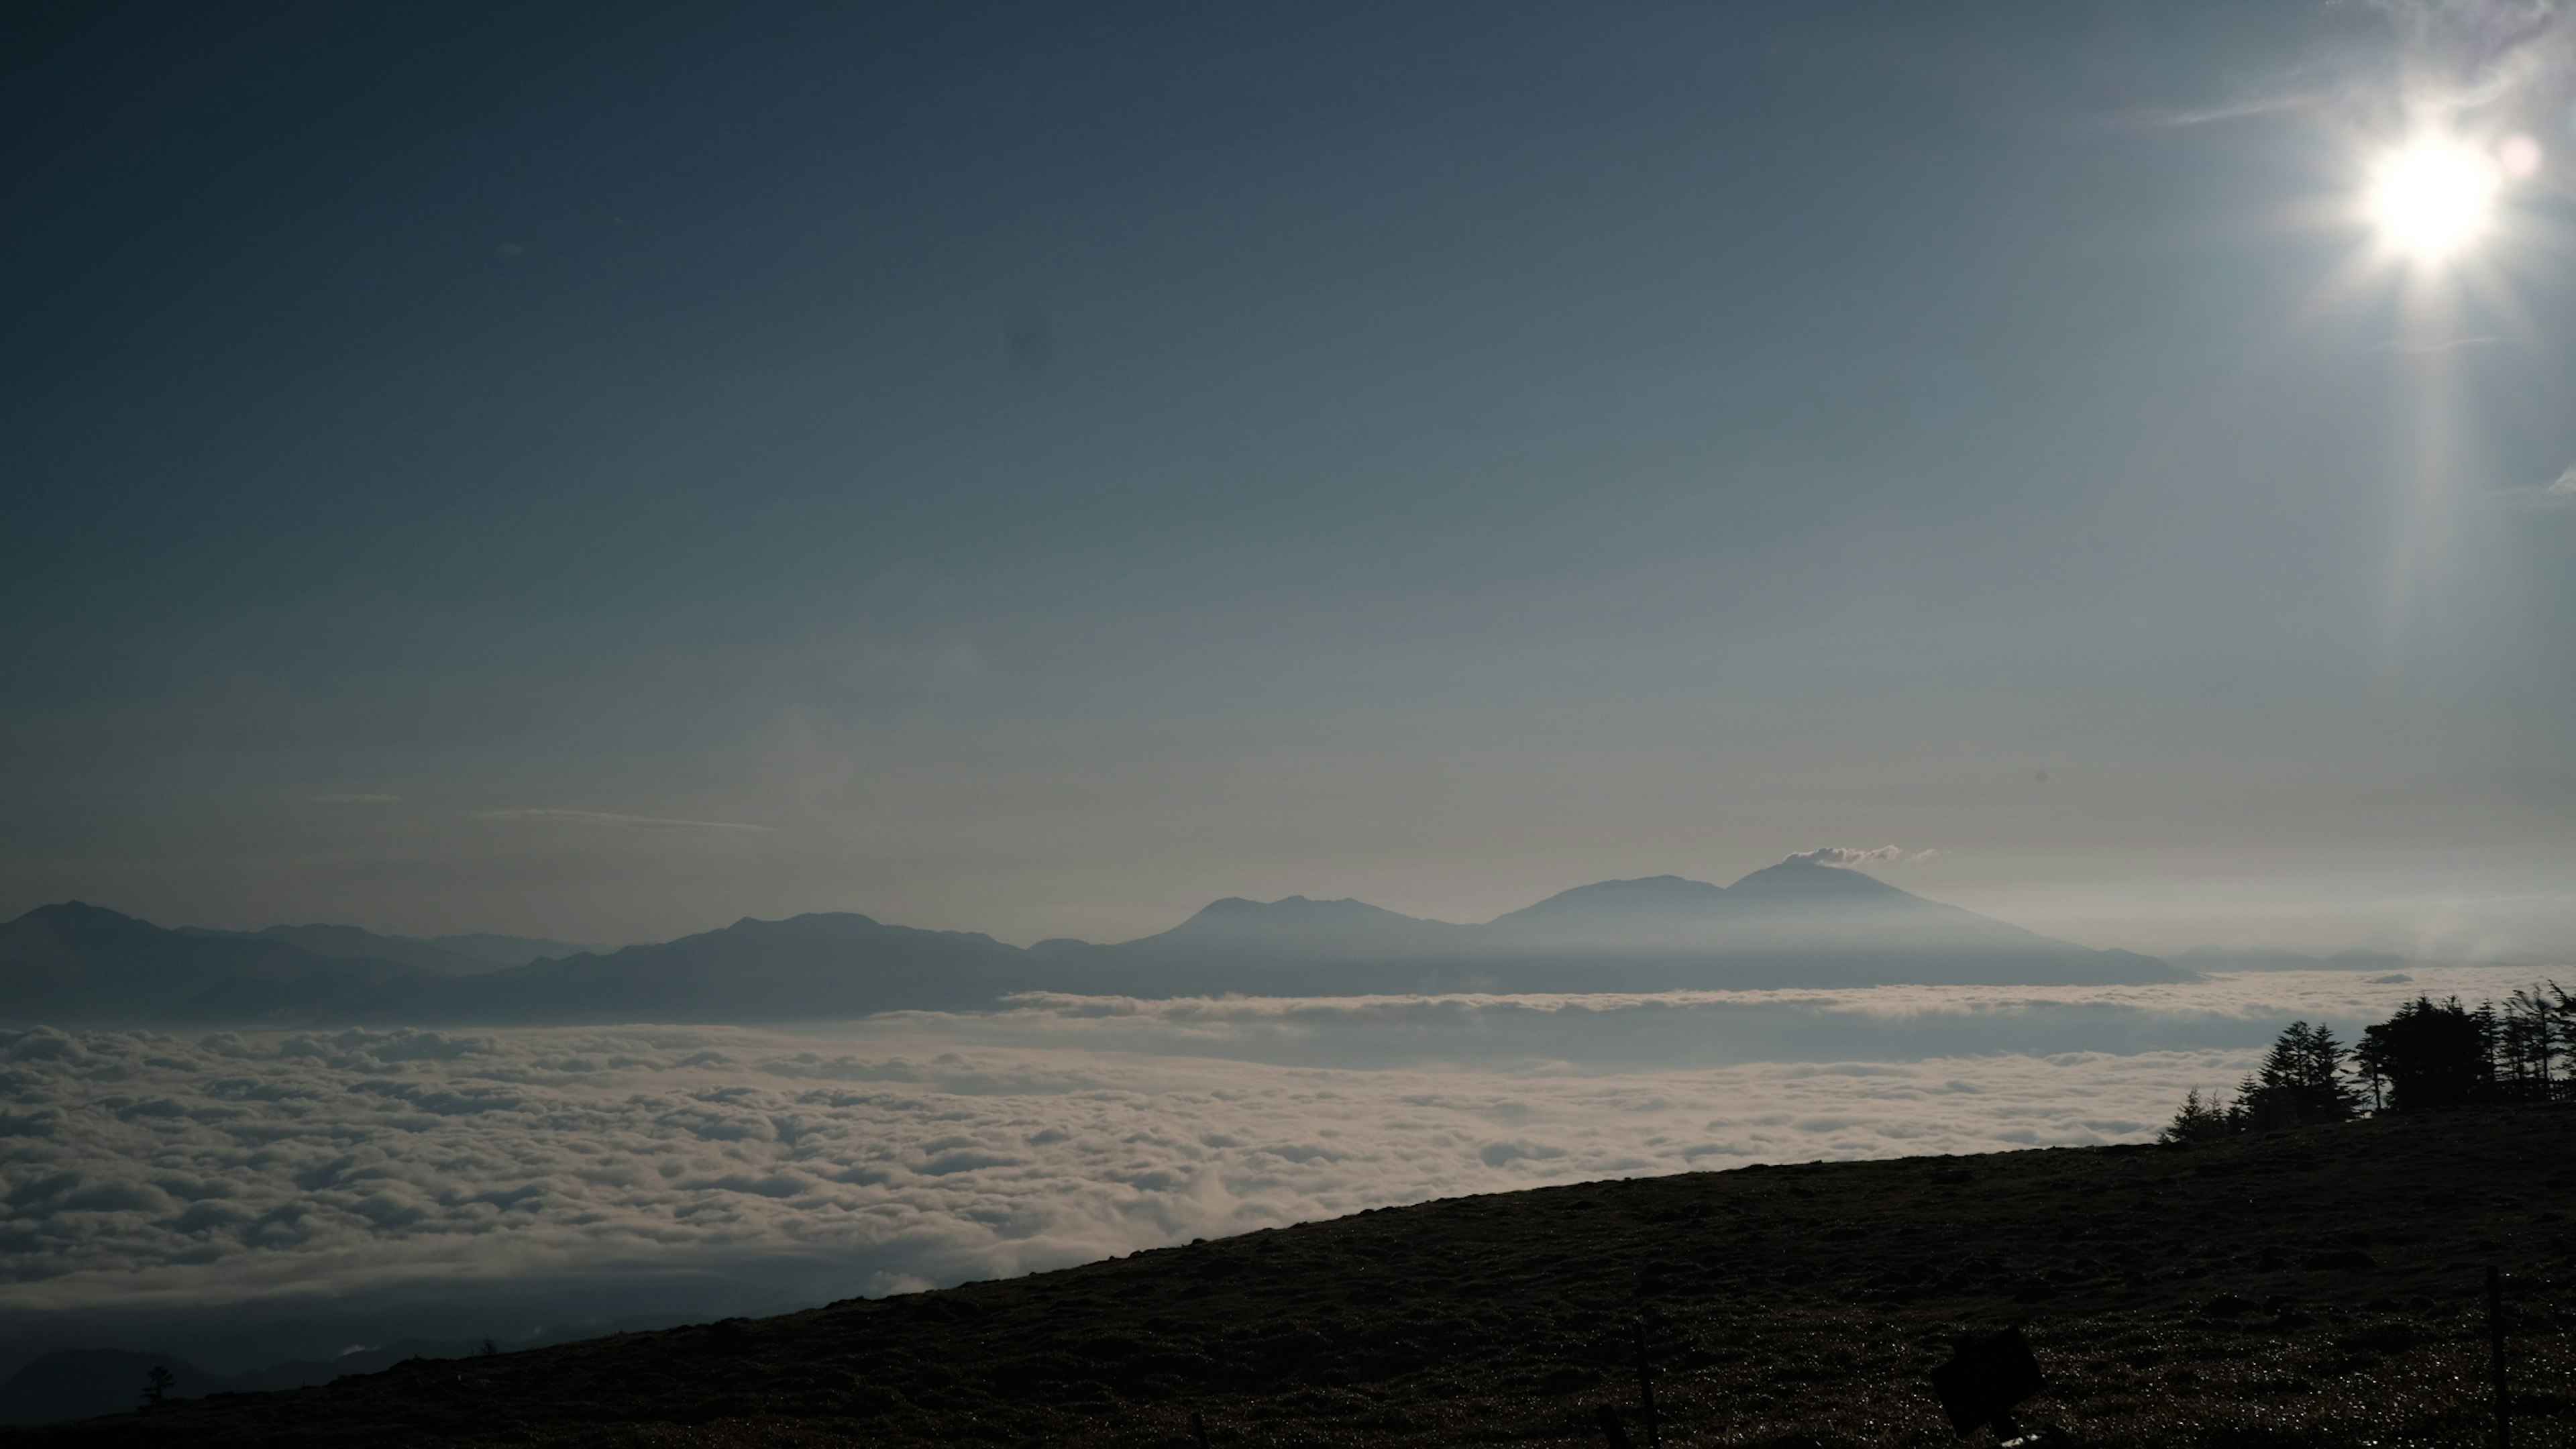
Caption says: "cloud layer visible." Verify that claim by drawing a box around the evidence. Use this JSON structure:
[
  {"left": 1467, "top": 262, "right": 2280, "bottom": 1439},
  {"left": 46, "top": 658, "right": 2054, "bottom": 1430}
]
[
  {"left": 0, "top": 1025, "right": 2186, "bottom": 1322},
  {"left": 3, "top": 965, "right": 2528, "bottom": 1347}
]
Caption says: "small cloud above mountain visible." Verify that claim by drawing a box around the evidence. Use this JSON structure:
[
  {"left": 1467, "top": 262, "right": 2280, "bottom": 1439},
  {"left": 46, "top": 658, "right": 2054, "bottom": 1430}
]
[{"left": 1784, "top": 845, "right": 1936, "bottom": 868}]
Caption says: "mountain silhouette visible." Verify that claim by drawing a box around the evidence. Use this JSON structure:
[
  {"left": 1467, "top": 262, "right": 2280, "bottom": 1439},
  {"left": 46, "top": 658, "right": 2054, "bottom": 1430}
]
[
  {"left": 1040, "top": 895, "right": 1474, "bottom": 995},
  {"left": 432, "top": 912, "right": 1035, "bottom": 1022},
  {"left": 0, "top": 904, "right": 421, "bottom": 1025},
  {"left": 170, "top": 924, "right": 598, "bottom": 975},
  {"left": 0, "top": 861, "right": 2186, "bottom": 1027},
  {"left": 1486, "top": 874, "right": 1737, "bottom": 949},
  {"left": 989, "top": 860, "right": 2181, "bottom": 998},
  {"left": 1156, "top": 896, "right": 1454, "bottom": 957},
  {"left": 177, "top": 924, "right": 494, "bottom": 977},
  {"left": 1473, "top": 860, "right": 2179, "bottom": 990},
  {"left": 0, "top": 1349, "right": 225, "bottom": 1426},
  {"left": 416, "top": 930, "right": 600, "bottom": 968}
]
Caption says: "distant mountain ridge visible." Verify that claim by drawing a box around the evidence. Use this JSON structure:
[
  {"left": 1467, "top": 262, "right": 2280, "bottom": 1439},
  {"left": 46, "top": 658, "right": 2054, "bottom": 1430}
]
[
  {"left": 0, "top": 861, "right": 2188, "bottom": 1028},
  {"left": 1040, "top": 862, "right": 2180, "bottom": 997},
  {"left": 435, "top": 913, "right": 1033, "bottom": 1023},
  {"left": 0, "top": 904, "right": 421, "bottom": 1024},
  {"left": 174, "top": 924, "right": 596, "bottom": 975}
]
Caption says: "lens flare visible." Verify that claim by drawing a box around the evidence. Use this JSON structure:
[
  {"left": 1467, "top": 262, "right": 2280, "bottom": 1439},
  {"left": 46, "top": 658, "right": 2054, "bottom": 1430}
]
[{"left": 2366, "top": 139, "right": 2499, "bottom": 261}]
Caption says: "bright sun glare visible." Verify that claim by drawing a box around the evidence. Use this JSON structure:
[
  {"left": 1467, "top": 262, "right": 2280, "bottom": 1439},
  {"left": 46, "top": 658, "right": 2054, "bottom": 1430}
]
[{"left": 2367, "top": 138, "right": 2500, "bottom": 262}]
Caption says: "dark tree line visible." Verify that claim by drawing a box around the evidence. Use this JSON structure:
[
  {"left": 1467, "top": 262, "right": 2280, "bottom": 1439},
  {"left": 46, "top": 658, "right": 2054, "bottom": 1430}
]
[{"left": 2162, "top": 985, "right": 2571, "bottom": 1143}]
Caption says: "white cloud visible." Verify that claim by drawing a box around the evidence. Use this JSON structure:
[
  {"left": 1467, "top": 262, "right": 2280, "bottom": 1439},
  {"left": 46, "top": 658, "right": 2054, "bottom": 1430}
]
[
  {"left": 472, "top": 809, "right": 772, "bottom": 833},
  {"left": 1783, "top": 845, "right": 1931, "bottom": 867},
  {"left": 2, "top": 1022, "right": 2188, "bottom": 1313},
  {"left": 0, "top": 966, "right": 2525, "bottom": 1320}
]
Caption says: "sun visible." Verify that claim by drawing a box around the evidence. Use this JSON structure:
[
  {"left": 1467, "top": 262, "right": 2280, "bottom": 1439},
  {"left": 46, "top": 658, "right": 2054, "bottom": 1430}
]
[{"left": 2366, "top": 138, "right": 2500, "bottom": 262}]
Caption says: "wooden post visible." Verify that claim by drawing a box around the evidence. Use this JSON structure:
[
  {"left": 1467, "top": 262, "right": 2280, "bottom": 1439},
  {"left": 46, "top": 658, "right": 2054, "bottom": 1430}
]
[
  {"left": 2489, "top": 1266, "right": 2509, "bottom": 1449},
  {"left": 1189, "top": 1409, "right": 1211, "bottom": 1449},
  {"left": 1595, "top": 1403, "right": 1632, "bottom": 1449}
]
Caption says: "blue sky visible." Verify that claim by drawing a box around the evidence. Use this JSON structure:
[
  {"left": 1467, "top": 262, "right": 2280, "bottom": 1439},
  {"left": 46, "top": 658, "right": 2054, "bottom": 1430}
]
[{"left": 5, "top": 2, "right": 2573, "bottom": 953}]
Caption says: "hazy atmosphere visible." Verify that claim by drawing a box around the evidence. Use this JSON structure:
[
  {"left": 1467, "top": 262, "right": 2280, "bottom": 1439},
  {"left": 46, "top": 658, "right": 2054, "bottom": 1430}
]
[
  {"left": 5, "top": 2, "right": 2575, "bottom": 1439},
  {"left": 8, "top": 2, "right": 2575, "bottom": 957}
]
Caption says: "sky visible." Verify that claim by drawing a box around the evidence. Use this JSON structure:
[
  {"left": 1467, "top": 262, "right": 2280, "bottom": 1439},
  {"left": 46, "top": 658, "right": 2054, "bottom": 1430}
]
[{"left": 5, "top": 2, "right": 2575, "bottom": 957}]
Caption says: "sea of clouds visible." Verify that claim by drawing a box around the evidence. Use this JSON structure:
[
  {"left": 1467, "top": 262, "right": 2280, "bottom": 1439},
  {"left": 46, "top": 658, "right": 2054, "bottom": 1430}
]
[{"left": 0, "top": 967, "right": 2544, "bottom": 1373}]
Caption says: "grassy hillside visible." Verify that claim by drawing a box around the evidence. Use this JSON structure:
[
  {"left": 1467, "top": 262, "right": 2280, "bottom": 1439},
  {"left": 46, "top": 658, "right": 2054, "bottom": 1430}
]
[{"left": 12, "top": 1105, "right": 2574, "bottom": 1447}]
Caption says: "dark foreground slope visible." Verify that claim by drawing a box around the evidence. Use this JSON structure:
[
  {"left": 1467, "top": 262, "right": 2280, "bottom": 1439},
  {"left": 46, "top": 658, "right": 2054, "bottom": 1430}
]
[{"left": 14, "top": 1106, "right": 2574, "bottom": 1448}]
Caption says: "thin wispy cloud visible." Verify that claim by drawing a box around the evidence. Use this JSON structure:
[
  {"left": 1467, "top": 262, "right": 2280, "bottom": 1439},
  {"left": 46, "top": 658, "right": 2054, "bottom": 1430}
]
[
  {"left": 472, "top": 809, "right": 773, "bottom": 833},
  {"left": 2387, "top": 0, "right": 2576, "bottom": 115},
  {"left": 2493, "top": 466, "right": 2576, "bottom": 513},
  {"left": 2119, "top": 2, "right": 2576, "bottom": 135},
  {"left": 305, "top": 793, "right": 401, "bottom": 805},
  {"left": 2122, "top": 88, "right": 2328, "bottom": 129}
]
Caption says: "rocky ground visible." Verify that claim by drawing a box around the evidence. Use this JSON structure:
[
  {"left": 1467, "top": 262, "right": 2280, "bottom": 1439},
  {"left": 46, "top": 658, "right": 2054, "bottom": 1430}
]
[{"left": 9, "top": 1104, "right": 2573, "bottom": 1448}]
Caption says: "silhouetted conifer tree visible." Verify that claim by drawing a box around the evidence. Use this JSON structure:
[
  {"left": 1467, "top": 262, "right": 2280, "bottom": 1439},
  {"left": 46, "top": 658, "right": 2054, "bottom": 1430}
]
[
  {"left": 2230, "top": 1020, "right": 2359, "bottom": 1130},
  {"left": 2159, "top": 1087, "right": 2233, "bottom": 1144},
  {"left": 2160, "top": 1020, "right": 2361, "bottom": 1141},
  {"left": 2169, "top": 994, "right": 2561, "bottom": 1138},
  {"left": 2498, "top": 985, "right": 2562, "bottom": 1101},
  {"left": 2354, "top": 1034, "right": 2387, "bottom": 1112},
  {"left": 2355, "top": 996, "right": 2493, "bottom": 1110},
  {"left": 2554, "top": 983, "right": 2576, "bottom": 1095}
]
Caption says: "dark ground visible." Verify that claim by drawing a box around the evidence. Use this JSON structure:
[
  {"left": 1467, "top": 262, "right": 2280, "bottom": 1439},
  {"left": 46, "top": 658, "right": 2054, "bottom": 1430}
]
[{"left": 9, "top": 1105, "right": 2573, "bottom": 1448}]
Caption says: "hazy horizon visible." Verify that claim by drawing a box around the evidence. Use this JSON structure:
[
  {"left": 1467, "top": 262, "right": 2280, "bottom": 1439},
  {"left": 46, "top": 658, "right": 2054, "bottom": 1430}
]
[{"left": 17, "top": 853, "right": 2576, "bottom": 965}]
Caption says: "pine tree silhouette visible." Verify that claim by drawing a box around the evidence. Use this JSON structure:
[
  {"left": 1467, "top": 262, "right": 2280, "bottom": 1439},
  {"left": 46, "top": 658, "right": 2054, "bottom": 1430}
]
[
  {"left": 2235, "top": 1021, "right": 2359, "bottom": 1128},
  {"left": 2355, "top": 997, "right": 2492, "bottom": 1110},
  {"left": 2498, "top": 985, "right": 2563, "bottom": 1101},
  {"left": 2158, "top": 1087, "right": 2233, "bottom": 1144}
]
